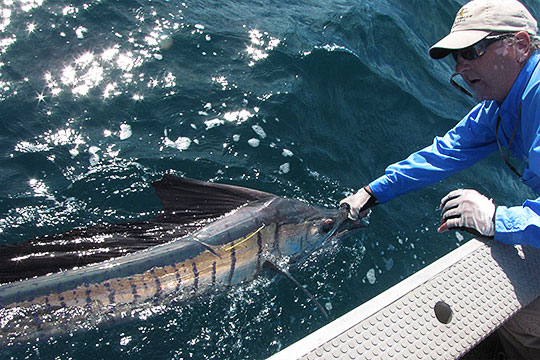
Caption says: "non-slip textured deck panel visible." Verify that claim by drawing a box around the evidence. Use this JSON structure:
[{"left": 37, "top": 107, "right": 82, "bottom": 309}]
[{"left": 268, "top": 239, "right": 540, "bottom": 359}]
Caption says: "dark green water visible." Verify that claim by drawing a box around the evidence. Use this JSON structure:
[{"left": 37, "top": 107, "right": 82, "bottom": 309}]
[{"left": 0, "top": 0, "right": 538, "bottom": 358}]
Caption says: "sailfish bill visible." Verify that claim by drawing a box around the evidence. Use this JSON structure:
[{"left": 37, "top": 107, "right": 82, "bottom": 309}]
[{"left": 0, "top": 175, "right": 365, "bottom": 345}]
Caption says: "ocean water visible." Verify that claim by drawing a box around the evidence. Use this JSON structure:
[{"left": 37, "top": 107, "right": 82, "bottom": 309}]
[{"left": 1, "top": 0, "right": 539, "bottom": 358}]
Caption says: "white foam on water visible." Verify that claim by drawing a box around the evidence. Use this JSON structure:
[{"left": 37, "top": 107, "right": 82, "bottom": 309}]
[
  {"left": 251, "top": 124, "right": 266, "bottom": 139},
  {"left": 164, "top": 136, "right": 191, "bottom": 151},
  {"left": 119, "top": 124, "right": 132, "bottom": 140},
  {"left": 248, "top": 138, "right": 260, "bottom": 147},
  {"left": 282, "top": 149, "right": 293, "bottom": 157},
  {"left": 88, "top": 146, "right": 100, "bottom": 165},
  {"left": 205, "top": 118, "right": 224, "bottom": 130},
  {"left": 223, "top": 109, "right": 253, "bottom": 123},
  {"left": 366, "top": 268, "right": 376, "bottom": 284},
  {"left": 75, "top": 26, "right": 87, "bottom": 39}
]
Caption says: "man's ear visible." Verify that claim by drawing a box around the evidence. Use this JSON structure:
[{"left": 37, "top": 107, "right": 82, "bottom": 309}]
[{"left": 514, "top": 31, "right": 532, "bottom": 63}]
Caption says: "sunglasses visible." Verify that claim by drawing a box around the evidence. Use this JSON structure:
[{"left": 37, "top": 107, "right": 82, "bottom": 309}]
[{"left": 452, "top": 33, "right": 514, "bottom": 61}]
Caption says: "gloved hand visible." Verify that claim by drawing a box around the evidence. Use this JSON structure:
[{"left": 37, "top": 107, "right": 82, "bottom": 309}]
[
  {"left": 438, "top": 189, "right": 496, "bottom": 238},
  {"left": 340, "top": 186, "right": 378, "bottom": 220}
]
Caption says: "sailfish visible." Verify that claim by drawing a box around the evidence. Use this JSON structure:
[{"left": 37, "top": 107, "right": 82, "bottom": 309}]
[{"left": 0, "top": 175, "right": 364, "bottom": 345}]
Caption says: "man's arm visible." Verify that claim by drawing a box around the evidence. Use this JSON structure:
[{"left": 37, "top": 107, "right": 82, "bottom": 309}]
[
  {"left": 370, "top": 104, "right": 499, "bottom": 203},
  {"left": 342, "top": 102, "right": 500, "bottom": 217}
]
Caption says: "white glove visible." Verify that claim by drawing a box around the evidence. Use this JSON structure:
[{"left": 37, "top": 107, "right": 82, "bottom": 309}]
[
  {"left": 340, "top": 186, "right": 377, "bottom": 220},
  {"left": 438, "top": 189, "right": 496, "bottom": 238}
]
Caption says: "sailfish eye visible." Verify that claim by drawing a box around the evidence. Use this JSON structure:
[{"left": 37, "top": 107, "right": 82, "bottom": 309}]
[{"left": 321, "top": 218, "right": 334, "bottom": 233}]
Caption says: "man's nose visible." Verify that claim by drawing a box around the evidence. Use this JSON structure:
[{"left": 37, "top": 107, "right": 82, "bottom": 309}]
[{"left": 455, "top": 54, "right": 472, "bottom": 73}]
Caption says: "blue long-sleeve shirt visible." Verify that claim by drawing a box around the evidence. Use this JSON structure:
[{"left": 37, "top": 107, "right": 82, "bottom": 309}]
[{"left": 368, "top": 52, "right": 540, "bottom": 248}]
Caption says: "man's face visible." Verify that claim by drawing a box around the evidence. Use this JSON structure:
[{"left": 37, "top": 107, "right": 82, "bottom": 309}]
[{"left": 454, "top": 36, "right": 523, "bottom": 103}]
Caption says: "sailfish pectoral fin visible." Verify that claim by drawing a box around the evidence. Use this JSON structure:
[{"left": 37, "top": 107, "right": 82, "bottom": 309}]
[
  {"left": 190, "top": 239, "right": 221, "bottom": 259},
  {"left": 262, "top": 260, "right": 329, "bottom": 319}
]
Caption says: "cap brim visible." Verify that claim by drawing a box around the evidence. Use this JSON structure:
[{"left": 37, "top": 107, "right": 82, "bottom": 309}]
[{"left": 429, "top": 30, "right": 490, "bottom": 59}]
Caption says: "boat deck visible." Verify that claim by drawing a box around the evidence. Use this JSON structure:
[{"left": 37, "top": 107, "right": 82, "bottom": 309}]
[{"left": 267, "top": 239, "right": 540, "bottom": 359}]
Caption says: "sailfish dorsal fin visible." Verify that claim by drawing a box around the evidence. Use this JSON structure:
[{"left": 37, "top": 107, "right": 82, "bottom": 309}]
[{"left": 151, "top": 175, "right": 276, "bottom": 223}]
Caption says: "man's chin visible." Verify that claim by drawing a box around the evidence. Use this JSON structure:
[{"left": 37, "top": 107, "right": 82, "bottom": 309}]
[
  {"left": 473, "top": 93, "right": 484, "bottom": 102},
  {"left": 470, "top": 84, "right": 497, "bottom": 103},
  {"left": 471, "top": 88, "right": 489, "bottom": 102}
]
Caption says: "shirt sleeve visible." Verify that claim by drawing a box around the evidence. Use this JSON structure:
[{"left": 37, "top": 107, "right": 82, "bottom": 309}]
[
  {"left": 369, "top": 102, "right": 499, "bottom": 204},
  {"left": 495, "top": 200, "right": 540, "bottom": 248}
]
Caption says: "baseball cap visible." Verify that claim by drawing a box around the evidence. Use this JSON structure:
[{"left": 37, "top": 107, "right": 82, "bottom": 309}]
[{"left": 429, "top": 0, "right": 539, "bottom": 59}]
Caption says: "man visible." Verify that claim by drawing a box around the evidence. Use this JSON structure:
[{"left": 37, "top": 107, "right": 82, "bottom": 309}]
[{"left": 341, "top": 0, "right": 540, "bottom": 358}]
